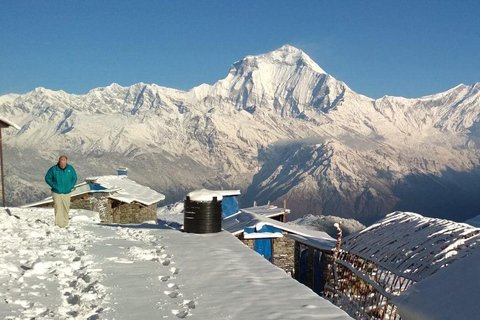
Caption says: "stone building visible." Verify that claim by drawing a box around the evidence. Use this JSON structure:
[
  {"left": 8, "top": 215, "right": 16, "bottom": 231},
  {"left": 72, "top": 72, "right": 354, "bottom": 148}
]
[
  {"left": 24, "top": 171, "right": 165, "bottom": 224},
  {"left": 223, "top": 204, "right": 336, "bottom": 276}
]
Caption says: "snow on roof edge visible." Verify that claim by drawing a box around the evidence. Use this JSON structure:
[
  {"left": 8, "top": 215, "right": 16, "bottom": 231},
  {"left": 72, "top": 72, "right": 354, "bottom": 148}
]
[
  {"left": 187, "top": 189, "right": 223, "bottom": 202},
  {"left": 287, "top": 234, "right": 337, "bottom": 252},
  {"left": 23, "top": 176, "right": 165, "bottom": 208},
  {"left": 85, "top": 175, "right": 165, "bottom": 206},
  {"left": 215, "top": 190, "right": 241, "bottom": 196},
  {"left": 241, "top": 205, "right": 289, "bottom": 217},
  {"left": 0, "top": 117, "right": 21, "bottom": 130},
  {"left": 223, "top": 210, "right": 336, "bottom": 250}
]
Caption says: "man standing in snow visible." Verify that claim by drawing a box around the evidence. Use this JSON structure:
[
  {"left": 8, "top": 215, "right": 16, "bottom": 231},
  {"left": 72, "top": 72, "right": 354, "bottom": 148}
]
[{"left": 45, "top": 156, "right": 77, "bottom": 227}]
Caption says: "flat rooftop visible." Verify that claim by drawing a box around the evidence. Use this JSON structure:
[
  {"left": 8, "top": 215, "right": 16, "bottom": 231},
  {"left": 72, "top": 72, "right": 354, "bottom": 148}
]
[{"left": 0, "top": 207, "right": 352, "bottom": 319}]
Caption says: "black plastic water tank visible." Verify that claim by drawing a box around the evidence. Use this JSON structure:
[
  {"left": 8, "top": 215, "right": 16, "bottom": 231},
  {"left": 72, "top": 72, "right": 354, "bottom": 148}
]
[{"left": 184, "top": 195, "right": 222, "bottom": 233}]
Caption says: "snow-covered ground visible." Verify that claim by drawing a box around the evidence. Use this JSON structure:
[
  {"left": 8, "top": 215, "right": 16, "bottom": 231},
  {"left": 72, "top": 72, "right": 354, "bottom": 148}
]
[
  {"left": 157, "top": 202, "right": 184, "bottom": 220},
  {"left": 0, "top": 207, "right": 352, "bottom": 319},
  {"left": 0, "top": 208, "right": 105, "bottom": 319},
  {"left": 157, "top": 202, "right": 185, "bottom": 228}
]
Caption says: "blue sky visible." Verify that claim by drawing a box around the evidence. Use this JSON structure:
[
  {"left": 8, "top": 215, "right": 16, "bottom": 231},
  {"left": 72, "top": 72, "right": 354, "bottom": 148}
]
[{"left": 1, "top": 0, "right": 479, "bottom": 98}]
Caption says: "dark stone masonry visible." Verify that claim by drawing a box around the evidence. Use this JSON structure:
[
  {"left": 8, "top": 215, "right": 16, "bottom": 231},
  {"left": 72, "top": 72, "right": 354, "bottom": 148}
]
[
  {"left": 40, "top": 194, "right": 157, "bottom": 224},
  {"left": 241, "top": 234, "right": 296, "bottom": 276}
]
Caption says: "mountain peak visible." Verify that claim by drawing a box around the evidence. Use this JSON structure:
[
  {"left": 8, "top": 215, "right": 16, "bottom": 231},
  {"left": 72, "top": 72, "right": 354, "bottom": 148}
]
[
  {"left": 230, "top": 45, "right": 326, "bottom": 76},
  {"left": 29, "top": 86, "right": 68, "bottom": 97},
  {"left": 268, "top": 44, "right": 326, "bottom": 74},
  {"left": 275, "top": 44, "right": 303, "bottom": 53}
]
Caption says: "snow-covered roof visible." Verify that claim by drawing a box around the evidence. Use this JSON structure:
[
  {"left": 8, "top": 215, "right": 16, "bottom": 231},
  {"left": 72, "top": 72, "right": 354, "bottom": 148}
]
[
  {"left": 185, "top": 189, "right": 241, "bottom": 202},
  {"left": 215, "top": 189, "right": 241, "bottom": 197},
  {"left": 287, "top": 233, "right": 336, "bottom": 252},
  {"left": 86, "top": 175, "right": 165, "bottom": 206},
  {"left": 241, "top": 205, "right": 290, "bottom": 218},
  {"left": 0, "top": 117, "right": 20, "bottom": 130},
  {"left": 243, "top": 231, "right": 283, "bottom": 240},
  {"left": 393, "top": 249, "right": 480, "bottom": 320},
  {"left": 186, "top": 189, "right": 223, "bottom": 202},
  {"left": 223, "top": 209, "right": 336, "bottom": 250},
  {"left": 22, "top": 182, "right": 98, "bottom": 208},
  {"left": 342, "top": 211, "right": 480, "bottom": 282},
  {"left": 23, "top": 176, "right": 165, "bottom": 208},
  {"left": 1, "top": 207, "right": 353, "bottom": 319}
]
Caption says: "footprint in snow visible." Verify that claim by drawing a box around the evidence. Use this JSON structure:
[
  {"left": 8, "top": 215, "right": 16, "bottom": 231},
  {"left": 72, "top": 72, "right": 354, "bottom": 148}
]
[
  {"left": 167, "top": 283, "right": 178, "bottom": 289},
  {"left": 114, "top": 258, "right": 134, "bottom": 264},
  {"left": 170, "top": 299, "right": 197, "bottom": 318},
  {"left": 158, "top": 275, "right": 170, "bottom": 282},
  {"left": 172, "top": 309, "right": 189, "bottom": 318},
  {"left": 161, "top": 259, "right": 171, "bottom": 266},
  {"left": 182, "top": 299, "right": 196, "bottom": 309},
  {"left": 164, "top": 290, "right": 181, "bottom": 298}
]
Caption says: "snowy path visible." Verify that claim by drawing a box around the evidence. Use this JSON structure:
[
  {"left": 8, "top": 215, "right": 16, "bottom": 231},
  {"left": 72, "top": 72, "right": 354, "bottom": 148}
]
[
  {"left": 0, "top": 209, "right": 107, "bottom": 319},
  {"left": 85, "top": 224, "right": 195, "bottom": 319},
  {"left": 1, "top": 208, "right": 352, "bottom": 319}
]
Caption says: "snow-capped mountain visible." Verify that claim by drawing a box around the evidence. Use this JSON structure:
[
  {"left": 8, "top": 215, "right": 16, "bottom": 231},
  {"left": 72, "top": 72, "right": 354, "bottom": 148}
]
[{"left": 2, "top": 45, "right": 480, "bottom": 224}]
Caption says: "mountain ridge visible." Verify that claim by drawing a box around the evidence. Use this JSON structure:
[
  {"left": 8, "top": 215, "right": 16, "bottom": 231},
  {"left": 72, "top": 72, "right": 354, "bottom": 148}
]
[{"left": 2, "top": 45, "right": 480, "bottom": 224}]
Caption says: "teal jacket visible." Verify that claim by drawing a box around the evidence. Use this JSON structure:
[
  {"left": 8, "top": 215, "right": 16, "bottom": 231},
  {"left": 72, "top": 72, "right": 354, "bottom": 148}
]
[{"left": 45, "top": 164, "right": 77, "bottom": 194}]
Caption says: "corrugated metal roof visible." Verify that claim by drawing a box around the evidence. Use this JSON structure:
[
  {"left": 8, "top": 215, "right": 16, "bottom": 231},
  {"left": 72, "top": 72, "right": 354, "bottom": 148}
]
[
  {"left": 222, "top": 208, "right": 336, "bottom": 250},
  {"left": 342, "top": 211, "right": 480, "bottom": 282},
  {"left": 241, "top": 205, "right": 289, "bottom": 218}
]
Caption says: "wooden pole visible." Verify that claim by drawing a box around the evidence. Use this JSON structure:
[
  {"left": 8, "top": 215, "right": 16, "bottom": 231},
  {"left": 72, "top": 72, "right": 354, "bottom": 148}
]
[
  {"left": 271, "top": 238, "right": 275, "bottom": 264},
  {"left": 332, "top": 223, "right": 343, "bottom": 300},
  {"left": 307, "top": 246, "right": 314, "bottom": 289},
  {"left": 293, "top": 241, "right": 300, "bottom": 279},
  {"left": 0, "top": 128, "right": 4, "bottom": 207}
]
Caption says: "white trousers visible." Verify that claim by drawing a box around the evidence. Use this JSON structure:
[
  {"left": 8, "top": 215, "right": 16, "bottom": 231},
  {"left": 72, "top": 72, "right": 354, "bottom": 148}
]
[{"left": 52, "top": 192, "right": 71, "bottom": 227}]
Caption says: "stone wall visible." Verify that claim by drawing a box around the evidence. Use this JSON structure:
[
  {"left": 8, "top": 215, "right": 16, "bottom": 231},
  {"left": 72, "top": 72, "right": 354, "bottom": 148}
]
[
  {"left": 92, "top": 197, "right": 111, "bottom": 222},
  {"left": 241, "top": 239, "right": 255, "bottom": 251},
  {"left": 111, "top": 200, "right": 157, "bottom": 224},
  {"left": 273, "top": 236, "right": 295, "bottom": 275},
  {"left": 239, "top": 234, "right": 295, "bottom": 276},
  {"left": 70, "top": 195, "right": 112, "bottom": 222},
  {"left": 53, "top": 194, "right": 157, "bottom": 224},
  {"left": 70, "top": 195, "right": 93, "bottom": 211}
]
